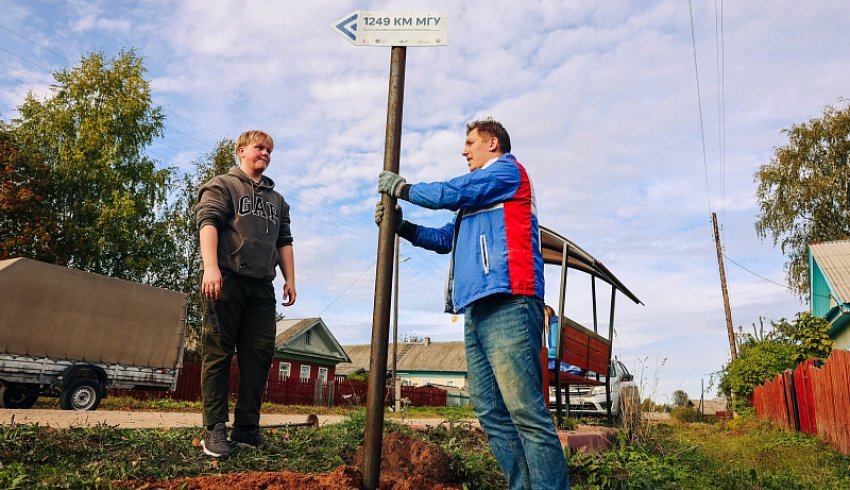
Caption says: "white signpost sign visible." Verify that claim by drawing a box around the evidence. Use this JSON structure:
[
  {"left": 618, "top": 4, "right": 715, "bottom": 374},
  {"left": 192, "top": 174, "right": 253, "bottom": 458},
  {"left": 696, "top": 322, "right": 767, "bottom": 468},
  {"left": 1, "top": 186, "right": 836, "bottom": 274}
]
[{"left": 332, "top": 10, "right": 447, "bottom": 46}]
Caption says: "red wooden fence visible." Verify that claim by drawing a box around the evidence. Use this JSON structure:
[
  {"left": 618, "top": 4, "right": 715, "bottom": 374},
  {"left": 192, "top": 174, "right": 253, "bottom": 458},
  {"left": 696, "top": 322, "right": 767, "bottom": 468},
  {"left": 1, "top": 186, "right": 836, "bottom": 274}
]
[
  {"left": 110, "top": 361, "right": 447, "bottom": 408},
  {"left": 753, "top": 350, "right": 850, "bottom": 454}
]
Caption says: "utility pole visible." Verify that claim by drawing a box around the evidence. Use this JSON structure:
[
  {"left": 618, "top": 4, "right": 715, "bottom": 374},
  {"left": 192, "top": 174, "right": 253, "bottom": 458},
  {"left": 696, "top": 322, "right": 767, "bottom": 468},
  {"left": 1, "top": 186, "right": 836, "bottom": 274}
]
[{"left": 712, "top": 212, "right": 737, "bottom": 360}]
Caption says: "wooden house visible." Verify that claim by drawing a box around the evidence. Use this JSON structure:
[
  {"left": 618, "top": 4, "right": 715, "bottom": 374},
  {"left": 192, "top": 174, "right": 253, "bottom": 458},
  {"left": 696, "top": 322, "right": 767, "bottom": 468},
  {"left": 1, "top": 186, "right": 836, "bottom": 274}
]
[{"left": 809, "top": 240, "right": 850, "bottom": 350}]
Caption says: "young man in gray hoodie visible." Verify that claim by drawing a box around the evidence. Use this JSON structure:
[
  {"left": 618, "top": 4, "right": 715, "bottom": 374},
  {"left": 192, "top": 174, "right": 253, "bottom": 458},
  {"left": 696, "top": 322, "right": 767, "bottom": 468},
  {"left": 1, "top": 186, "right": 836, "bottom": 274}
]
[{"left": 196, "top": 130, "right": 296, "bottom": 458}]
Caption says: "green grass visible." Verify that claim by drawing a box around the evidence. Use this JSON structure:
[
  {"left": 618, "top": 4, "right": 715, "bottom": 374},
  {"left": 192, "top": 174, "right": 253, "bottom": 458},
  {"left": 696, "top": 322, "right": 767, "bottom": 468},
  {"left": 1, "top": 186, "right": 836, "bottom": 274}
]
[
  {"left": 4, "top": 405, "right": 850, "bottom": 489},
  {"left": 568, "top": 416, "right": 850, "bottom": 490},
  {"left": 0, "top": 412, "right": 373, "bottom": 489},
  {"left": 650, "top": 417, "right": 850, "bottom": 489}
]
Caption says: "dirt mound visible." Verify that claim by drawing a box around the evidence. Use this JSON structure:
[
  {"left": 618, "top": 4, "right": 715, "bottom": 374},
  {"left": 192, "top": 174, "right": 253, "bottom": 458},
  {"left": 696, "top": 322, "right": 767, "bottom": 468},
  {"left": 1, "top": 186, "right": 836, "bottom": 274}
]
[
  {"left": 354, "top": 431, "right": 459, "bottom": 486},
  {"left": 132, "top": 432, "right": 461, "bottom": 489},
  {"left": 145, "top": 465, "right": 362, "bottom": 489}
]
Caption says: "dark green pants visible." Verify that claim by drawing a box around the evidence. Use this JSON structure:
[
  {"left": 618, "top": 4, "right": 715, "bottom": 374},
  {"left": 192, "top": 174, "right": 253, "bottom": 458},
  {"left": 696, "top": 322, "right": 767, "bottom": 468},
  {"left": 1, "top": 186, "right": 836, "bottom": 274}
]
[{"left": 201, "top": 273, "right": 276, "bottom": 428}]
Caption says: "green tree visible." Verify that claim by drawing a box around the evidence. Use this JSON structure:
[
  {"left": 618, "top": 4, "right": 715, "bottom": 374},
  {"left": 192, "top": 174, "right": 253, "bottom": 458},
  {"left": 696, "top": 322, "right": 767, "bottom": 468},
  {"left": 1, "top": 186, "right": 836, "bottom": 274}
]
[
  {"left": 672, "top": 390, "right": 690, "bottom": 407},
  {"left": 158, "top": 139, "right": 235, "bottom": 357},
  {"left": 719, "top": 312, "right": 831, "bottom": 412},
  {"left": 8, "top": 50, "right": 169, "bottom": 281},
  {"left": 789, "top": 312, "right": 833, "bottom": 363},
  {"left": 755, "top": 101, "right": 850, "bottom": 297},
  {"left": 0, "top": 131, "right": 57, "bottom": 260}
]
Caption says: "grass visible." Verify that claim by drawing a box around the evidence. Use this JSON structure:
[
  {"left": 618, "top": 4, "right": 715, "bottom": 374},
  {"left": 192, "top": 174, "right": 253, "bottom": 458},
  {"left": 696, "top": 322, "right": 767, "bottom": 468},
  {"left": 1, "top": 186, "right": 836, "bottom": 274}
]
[
  {"left": 649, "top": 417, "right": 850, "bottom": 489},
  {"left": 5, "top": 401, "right": 850, "bottom": 489},
  {"left": 568, "top": 416, "right": 850, "bottom": 489},
  {"left": 0, "top": 409, "right": 499, "bottom": 490},
  {"left": 0, "top": 412, "right": 372, "bottom": 489}
]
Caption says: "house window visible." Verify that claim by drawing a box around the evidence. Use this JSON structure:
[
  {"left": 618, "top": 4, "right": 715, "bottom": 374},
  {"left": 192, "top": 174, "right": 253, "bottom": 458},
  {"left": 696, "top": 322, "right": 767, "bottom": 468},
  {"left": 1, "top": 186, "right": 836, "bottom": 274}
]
[
  {"left": 278, "top": 362, "right": 291, "bottom": 380},
  {"left": 318, "top": 367, "right": 328, "bottom": 383},
  {"left": 305, "top": 331, "right": 312, "bottom": 345},
  {"left": 300, "top": 365, "right": 311, "bottom": 381}
]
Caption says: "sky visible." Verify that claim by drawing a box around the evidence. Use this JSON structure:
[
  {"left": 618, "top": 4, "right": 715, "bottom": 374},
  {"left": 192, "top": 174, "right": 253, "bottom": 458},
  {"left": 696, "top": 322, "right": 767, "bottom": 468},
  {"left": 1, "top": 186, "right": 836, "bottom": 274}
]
[{"left": 1, "top": 0, "right": 848, "bottom": 404}]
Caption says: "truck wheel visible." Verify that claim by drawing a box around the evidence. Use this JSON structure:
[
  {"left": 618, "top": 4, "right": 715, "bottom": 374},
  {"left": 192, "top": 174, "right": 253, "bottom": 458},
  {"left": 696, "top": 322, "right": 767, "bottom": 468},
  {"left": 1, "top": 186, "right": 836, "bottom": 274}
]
[
  {"left": 60, "top": 379, "right": 102, "bottom": 411},
  {"left": 0, "top": 383, "right": 39, "bottom": 409}
]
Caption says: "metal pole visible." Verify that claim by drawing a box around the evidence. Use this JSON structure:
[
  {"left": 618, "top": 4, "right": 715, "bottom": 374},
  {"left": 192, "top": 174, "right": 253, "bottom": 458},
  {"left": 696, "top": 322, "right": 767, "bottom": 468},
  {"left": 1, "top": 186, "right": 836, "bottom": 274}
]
[
  {"left": 555, "top": 242, "right": 569, "bottom": 426},
  {"left": 363, "top": 45, "right": 406, "bottom": 490},
  {"left": 606, "top": 287, "right": 616, "bottom": 426},
  {"left": 392, "top": 235, "right": 401, "bottom": 413},
  {"left": 591, "top": 276, "right": 598, "bottom": 334}
]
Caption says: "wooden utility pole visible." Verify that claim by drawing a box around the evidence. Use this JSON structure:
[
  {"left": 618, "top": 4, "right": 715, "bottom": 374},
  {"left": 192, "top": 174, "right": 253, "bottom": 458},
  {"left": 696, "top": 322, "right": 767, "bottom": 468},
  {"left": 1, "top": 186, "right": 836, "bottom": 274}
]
[{"left": 712, "top": 212, "right": 737, "bottom": 360}]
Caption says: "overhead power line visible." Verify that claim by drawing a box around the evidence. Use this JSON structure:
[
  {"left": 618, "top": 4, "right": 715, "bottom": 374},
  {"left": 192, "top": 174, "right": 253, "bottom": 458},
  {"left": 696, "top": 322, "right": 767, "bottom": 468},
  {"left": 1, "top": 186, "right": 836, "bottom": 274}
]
[
  {"left": 723, "top": 254, "right": 798, "bottom": 292},
  {"left": 688, "top": 0, "right": 713, "bottom": 218}
]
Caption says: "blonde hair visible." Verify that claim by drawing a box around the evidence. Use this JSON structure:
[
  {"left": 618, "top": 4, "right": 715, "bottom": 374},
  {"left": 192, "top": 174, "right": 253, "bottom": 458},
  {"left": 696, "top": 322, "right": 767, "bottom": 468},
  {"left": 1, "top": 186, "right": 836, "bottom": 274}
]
[{"left": 235, "top": 130, "right": 274, "bottom": 156}]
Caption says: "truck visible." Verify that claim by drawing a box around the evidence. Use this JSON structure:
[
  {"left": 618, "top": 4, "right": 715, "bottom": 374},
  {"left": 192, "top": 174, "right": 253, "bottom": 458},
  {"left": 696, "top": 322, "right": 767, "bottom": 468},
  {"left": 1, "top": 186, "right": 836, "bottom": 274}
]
[
  {"left": 0, "top": 257, "right": 187, "bottom": 410},
  {"left": 549, "top": 357, "right": 639, "bottom": 418}
]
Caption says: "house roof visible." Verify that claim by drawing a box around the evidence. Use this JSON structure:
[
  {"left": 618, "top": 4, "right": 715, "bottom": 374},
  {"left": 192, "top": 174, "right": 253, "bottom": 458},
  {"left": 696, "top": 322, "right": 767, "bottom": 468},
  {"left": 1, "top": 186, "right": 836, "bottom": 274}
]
[
  {"left": 810, "top": 240, "right": 850, "bottom": 305},
  {"left": 337, "top": 340, "right": 466, "bottom": 376},
  {"left": 688, "top": 399, "right": 729, "bottom": 415},
  {"left": 274, "top": 317, "right": 351, "bottom": 364}
]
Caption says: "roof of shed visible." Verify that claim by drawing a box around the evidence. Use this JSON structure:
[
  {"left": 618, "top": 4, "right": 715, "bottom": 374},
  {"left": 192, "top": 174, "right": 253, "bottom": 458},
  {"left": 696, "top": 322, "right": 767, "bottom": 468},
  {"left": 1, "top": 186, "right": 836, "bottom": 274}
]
[
  {"left": 540, "top": 226, "right": 643, "bottom": 305},
  {"left": 810, "top": 240, "right": 850, "bottom": 304}
]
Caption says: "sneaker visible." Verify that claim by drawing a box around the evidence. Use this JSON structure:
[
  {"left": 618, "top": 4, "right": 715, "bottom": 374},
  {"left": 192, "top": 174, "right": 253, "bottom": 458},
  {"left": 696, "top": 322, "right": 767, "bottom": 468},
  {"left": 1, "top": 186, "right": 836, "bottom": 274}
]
[
  {"left": 201, "top": 423, "right": 232, "bottom": 458},
  {"left": 229, "top": 425, "right": 266, "bottom": 449}
]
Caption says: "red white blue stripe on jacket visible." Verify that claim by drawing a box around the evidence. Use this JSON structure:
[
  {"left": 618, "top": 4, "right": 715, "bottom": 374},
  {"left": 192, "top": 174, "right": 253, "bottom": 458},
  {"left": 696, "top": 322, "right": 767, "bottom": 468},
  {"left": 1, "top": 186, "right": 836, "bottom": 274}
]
[{"left": 403, "top": 153, "right": 544, "bottom": 314}]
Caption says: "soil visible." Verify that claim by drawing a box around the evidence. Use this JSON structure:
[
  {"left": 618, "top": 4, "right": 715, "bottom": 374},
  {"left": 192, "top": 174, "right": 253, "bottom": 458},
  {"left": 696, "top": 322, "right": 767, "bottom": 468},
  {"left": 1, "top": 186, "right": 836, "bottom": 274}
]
[{"left": 133, "top": 432, "right": 462, "bottom": 490}]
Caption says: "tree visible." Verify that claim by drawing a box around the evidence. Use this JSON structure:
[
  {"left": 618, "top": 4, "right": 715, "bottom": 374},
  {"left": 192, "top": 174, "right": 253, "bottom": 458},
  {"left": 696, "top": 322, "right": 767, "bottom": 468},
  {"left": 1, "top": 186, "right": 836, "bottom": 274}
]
[
  {"left": 672, "top": 390, "right": 689, "bottom": 407},
  {"left": 7, "top": 50, "right": 170, "bottom": 281},
  {"left": 0, "top": 131, "right": 57, "bottom": 260},
  {"left": 158, "top": 139, "right": 235, "bottom": 357},
  {"left": 718, "top": 312, "right": 831, "bottom": 412},
  {"left": 755, "top": 101, "right": 850, "bottom": 297},
  {"left": 788, "top": 312, "right": 833, "bottom": 363}
]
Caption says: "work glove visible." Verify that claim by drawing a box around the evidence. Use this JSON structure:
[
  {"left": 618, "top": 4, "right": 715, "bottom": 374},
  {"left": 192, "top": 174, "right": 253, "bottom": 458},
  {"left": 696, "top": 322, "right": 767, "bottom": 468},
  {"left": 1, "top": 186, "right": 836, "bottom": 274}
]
[
  {"left": 375, "top": 201, "right": 403, "bottom": 229},
  {"left": 377, "top": 170, "right": 407, "bottom": 197}
]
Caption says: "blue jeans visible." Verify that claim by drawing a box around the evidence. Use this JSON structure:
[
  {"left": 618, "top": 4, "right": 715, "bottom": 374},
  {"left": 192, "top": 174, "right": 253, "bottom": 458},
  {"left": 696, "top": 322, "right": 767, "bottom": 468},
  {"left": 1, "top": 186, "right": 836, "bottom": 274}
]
[{"left": 464, "top": 294, "right": 570, "bottom": 490}]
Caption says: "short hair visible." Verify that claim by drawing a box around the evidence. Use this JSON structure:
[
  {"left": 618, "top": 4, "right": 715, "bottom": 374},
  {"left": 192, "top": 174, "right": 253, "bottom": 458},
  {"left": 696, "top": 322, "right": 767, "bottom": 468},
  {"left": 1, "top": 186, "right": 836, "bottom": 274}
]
[
  {"left": 235, "top": 130, "right": 274, "bottom": 155},
  {"left": 466, "top": 118, "right": 511, "bottom": 153}
]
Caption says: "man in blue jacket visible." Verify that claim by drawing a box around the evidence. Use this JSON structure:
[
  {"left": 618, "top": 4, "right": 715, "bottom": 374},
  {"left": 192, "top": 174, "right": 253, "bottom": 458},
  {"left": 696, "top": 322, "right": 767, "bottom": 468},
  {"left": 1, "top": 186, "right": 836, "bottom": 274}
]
[{"left": 377, "top": 118, "right": 569, "bottom": 489}]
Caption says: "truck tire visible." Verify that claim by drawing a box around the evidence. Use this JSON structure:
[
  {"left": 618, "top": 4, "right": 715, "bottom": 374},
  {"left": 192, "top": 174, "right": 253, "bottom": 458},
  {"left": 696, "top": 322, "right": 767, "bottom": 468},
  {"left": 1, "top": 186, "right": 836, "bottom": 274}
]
[
  {"left": 0, "top": 383, "right": 39, "bottom": 409},
  {"left": 60, "top": 379, "right": 102, "bottom": 411}
]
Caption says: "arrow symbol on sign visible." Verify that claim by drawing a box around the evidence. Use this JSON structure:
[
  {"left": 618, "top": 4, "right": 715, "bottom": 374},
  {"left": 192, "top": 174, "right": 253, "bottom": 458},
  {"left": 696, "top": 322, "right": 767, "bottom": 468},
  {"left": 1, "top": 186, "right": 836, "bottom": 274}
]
[{"left": 334, "top": 12, "right": 358, "bottom": 42}]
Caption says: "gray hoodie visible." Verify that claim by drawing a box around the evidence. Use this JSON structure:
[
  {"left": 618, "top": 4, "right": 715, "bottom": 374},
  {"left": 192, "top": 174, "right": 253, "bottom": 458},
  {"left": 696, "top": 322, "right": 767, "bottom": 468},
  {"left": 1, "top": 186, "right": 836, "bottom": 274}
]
[{"left": 196, "top": 166, "right": 292, "bottom": 282}]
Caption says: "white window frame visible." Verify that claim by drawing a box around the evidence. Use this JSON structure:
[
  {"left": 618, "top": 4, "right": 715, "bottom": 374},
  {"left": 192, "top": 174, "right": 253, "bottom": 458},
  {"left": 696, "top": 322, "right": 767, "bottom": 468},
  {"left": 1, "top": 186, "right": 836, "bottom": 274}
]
[
  {"left": 318, "top": 367, "right": 328, "bottom": 383},
  {"left": 305, "top": 331, "right": 312, "bottom": 345},
  {"left": 278, "top": 361, "right": 291, "bottom": 380},
  {"left": 300, "top": 365, "right": 311, "bottom": 381}
]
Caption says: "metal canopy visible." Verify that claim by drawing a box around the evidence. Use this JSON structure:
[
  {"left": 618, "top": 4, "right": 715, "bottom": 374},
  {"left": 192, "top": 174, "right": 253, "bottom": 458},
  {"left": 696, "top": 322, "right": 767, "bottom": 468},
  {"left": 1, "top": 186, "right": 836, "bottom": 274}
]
[{"left": 540, "top": 226, "right": 643, "bottom": 306}]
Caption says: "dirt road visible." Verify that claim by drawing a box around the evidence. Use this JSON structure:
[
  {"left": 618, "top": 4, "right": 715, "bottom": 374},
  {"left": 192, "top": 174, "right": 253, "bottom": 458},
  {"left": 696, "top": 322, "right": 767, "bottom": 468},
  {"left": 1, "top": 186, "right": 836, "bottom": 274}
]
[{"left": 0, "top": 408, "right": 464, "bottom": 430}]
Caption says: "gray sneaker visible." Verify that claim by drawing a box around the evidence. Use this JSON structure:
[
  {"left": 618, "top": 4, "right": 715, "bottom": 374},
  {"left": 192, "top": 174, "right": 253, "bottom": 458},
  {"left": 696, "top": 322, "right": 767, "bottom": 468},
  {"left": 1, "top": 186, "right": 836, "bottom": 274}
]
[
  {"left": 201, "top": 423, "right": 232, "bottom": 458},
  {"left": 229, "top": 426, "right": 266, "bottom": 449}
]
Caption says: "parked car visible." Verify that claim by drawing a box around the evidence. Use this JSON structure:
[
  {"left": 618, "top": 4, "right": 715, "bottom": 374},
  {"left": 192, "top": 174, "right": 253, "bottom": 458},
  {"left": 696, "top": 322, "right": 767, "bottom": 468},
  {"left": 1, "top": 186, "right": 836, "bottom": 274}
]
[
  {"left": 0, "top": 258, "right": 186, "bottom": 410},
  {"left": 549, "top": 358, "right": 638, "bottom": 418}
]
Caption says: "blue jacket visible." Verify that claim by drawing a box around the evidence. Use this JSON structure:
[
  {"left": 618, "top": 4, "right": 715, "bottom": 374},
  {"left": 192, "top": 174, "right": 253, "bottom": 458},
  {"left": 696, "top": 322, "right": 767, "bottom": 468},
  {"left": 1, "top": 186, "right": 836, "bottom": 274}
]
[{"left": 398, "top": 153, "right": 544, "bottom": 313}]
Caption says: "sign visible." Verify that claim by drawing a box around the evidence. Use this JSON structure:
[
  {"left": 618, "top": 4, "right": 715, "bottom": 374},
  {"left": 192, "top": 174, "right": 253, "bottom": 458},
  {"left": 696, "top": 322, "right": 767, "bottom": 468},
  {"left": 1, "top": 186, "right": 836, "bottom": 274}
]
[{"left": 332, "top": 10, "right": 447, "bottom": 47}]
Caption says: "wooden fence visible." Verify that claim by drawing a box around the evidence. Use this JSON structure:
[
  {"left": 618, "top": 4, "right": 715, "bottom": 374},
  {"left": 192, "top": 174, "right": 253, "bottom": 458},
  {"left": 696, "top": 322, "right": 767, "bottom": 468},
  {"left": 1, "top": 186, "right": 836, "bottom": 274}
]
[
  {"left": 111, "top": 361, "right": 447, "bottom": 408},
  {"left": 753, "top": 349, "right": 850, "bottom": 454}
]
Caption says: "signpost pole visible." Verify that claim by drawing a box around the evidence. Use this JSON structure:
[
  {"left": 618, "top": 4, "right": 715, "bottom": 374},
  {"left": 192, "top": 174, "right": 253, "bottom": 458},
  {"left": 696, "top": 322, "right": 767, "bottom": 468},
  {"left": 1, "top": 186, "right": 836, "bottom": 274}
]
[{"left": 363, "top": 45, "right": 407, "bottom": 490}]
